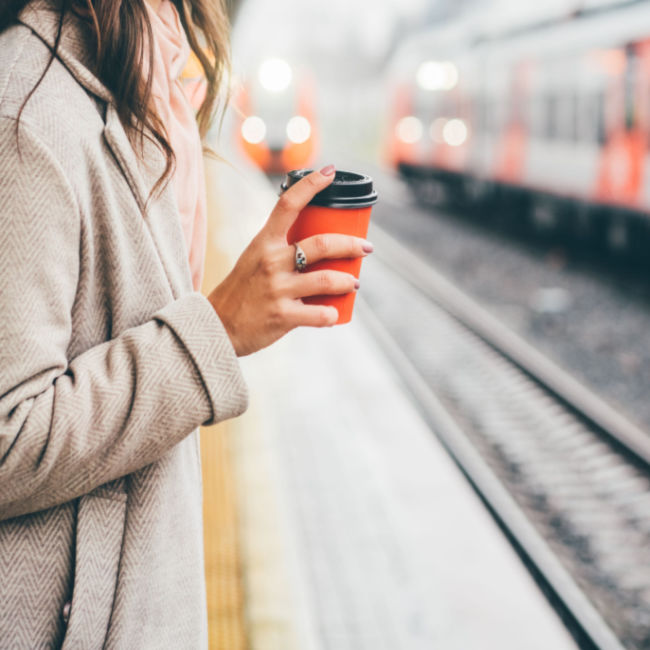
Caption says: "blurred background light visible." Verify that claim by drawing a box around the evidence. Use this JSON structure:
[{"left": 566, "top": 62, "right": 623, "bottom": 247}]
[
  {"left": 416, "top": 60, "right": 459, "bottom": 91},
  {"left": 442, "top": 118, "right": 468, "bottom": 146},
  {"left": 396, "top": 116, "right": 424, "bottom": 144},
  {"left": 258, "top": 57, "right": 293, "bottom": 92},
  {"left": 416, "top": 60, "right": 446, "bottom": 90},
  {"left": 286, "top": 116, "right": 312, "bottom": 144},
  {"left": 241, "top": 116, "right": 267, "bottom": 144},
  {"left": 441, "top": 61, "right": 459, "bottom": 89},
  {"left": 229, "top": 0, "right": 482, "bottom": 161}
]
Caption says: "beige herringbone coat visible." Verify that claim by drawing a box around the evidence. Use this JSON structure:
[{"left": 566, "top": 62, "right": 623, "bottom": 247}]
[{"left": 0, "top": 3, "right": 248, "bottom": 648}]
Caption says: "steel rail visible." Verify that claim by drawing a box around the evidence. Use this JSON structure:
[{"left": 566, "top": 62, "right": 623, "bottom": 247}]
[
  {"left": 368, "top": 222, "right": 650, "bottom": 471},
  {"left": 357, "top": 298, "right": 626, "bottom": 650}
]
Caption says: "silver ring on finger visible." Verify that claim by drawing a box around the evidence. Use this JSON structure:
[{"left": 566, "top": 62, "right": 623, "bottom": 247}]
[{"left": 293, "top": 242, "right": 308, "bottom": 272}]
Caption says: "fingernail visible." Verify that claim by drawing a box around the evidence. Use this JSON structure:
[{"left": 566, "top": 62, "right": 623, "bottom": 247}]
[
  {"left": 362, "top": 241, "right": 374, "bottom": 254},
  {"left": 354, "top": 279, "right": 361, "bottom": 290},
  {"left": 319, "top": 164, "right": 336, "bottom": 176}
]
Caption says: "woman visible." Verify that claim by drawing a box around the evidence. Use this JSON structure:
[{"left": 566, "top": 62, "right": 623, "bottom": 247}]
[{"left": 0, "top": 0, "right": 371, "bottom": 646}]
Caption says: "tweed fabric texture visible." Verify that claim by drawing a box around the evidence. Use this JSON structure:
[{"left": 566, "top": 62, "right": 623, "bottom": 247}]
[{"left": 0, "top": 3, "right": 248, "bottom": 648}]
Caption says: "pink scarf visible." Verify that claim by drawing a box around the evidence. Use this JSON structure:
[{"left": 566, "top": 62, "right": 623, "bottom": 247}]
[{"left": 146, "top": 0, "right": 207, "bottom": 291}]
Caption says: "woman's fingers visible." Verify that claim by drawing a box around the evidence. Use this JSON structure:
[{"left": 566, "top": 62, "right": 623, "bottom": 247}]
[
  {"left": 208, "top": 164, "right": 378, "bottom": 356},
  {"left": 291, "top": 269, "right": 358, "bottom": 298},
  {"left": 284, "top": 303, "right": 339, "bottom": 329},
  {"left": 265, "top": 167, "right": 336, "bottom": 237},
  {"left": 295, "top": 233, "right": 373, "bottom": 266}
]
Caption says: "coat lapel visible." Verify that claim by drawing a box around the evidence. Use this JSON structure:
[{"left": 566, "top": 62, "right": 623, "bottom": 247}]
[
  {"left": 102, "top": 106, "right": 151, "bottom": 215},
  {"left": 19, "top": 0, "right": 191, "bottom": 297}
]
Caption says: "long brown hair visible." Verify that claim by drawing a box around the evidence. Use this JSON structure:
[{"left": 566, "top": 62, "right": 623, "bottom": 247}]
[{"left": 1, "top": 0, "right": 231, "bottom": 198}]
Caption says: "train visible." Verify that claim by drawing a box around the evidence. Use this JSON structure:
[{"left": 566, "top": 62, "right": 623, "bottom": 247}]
[
  {"left": 180, "top": 49, "right": 318, "bottom": 175},
  {"left": 386, "top": 0, "right": 650, "bottom": 252},
  {"left": 232, "top": 56, "right": 319, "bottom": 175}
]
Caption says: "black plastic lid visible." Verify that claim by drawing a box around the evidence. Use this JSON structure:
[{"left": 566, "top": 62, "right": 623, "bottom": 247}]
[{"left": 281, "top": 169, "right": 378, "bottom": 209}]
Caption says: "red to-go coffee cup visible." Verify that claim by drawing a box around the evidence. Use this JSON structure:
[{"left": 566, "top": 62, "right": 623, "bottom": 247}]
[{"left": 283, "top": 169, "right": 378, "bottom": 325}]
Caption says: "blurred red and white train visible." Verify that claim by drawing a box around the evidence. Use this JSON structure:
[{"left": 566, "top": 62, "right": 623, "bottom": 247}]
[
  {"left": 233, "top": 57, "right": 319, "bottom": 175},
  {"left": 387, "top": 0, "right": 650, "bottom": 248}
]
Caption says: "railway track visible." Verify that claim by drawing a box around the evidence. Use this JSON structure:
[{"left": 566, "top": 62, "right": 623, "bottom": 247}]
[{"left": 358, "top": 223, "right": 650, "bottom": 650}]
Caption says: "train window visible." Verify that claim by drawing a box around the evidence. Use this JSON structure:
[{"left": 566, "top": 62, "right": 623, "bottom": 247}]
[
  {"left": 525, "top": 95, "right": 534, "bottom": 137},
  {"left": 488, "top": 99, "right": 497, "bottom": 134},
  {"left": 546, "top": 94, "right": 557, "bottom": 140},
  {"left": 477, "top": 96, "right": 486, "bottom": 133},
  {"left": 539, "top": 95, "right": 548, "bottom": 139},
  {"left": 486, "top": 100, "right": 496, "bottom": 133},
  {"left": 529, "top": 95, "right": 538, "bottom": 138},
  {"left": 556, "top": 94, "right": 568, "bottom": 141},
  {"left": 535, "top": 95, "right": 545, "bottom": 139},
  {"left": 596, "top": 91, "right": 606, "bottom": 145},
  {"left": 641, "top": 85, "right": 650, "bottom": 145},
  {"left": 576, "top": 96, "right": 586, "bottom": 142},
  {"left": 473, "top": 96, "right": 481, "bottom": 133},
  {"left": 529, "top": 94, "right": 543, "bottom": 139},
  {"left": 560, "top": 95, "right": 571, "bottom": 141},
  {"left": 563, "top": 94, "right": 575, "bottom": 142},
  {"left": 643, "top": 86, "right": 650, "bottom": 150},
  {"left": 564, "top": 93, "right": 579, "bottom": 143},
  {"left": 469, "top": 97, "right": 479, "bottom": 134},
  {"left": 521, "top": 94, "right": 531, "bottom": 133},
  {"left": 480, "top": 100, "right": 488, "bottom": 133},
  {"left": 625, "top": 54, "right": 637, "bottom": 131},
  {"left": 624, "top": 49, "right": 636, "bottom": 131},
  {"left": 495, "top": 99, "right": 507, "bottom": 134},
  {"left": 577, "top": 95, "right": 595, "bottom": 144},
  {"left": 510, "top": 93, "right": 522, "bottom": 128}
]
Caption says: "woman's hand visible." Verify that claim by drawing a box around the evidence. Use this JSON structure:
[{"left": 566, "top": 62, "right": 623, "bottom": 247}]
[{"left": 207, "top": 166, "right": 373, "bottom": 356}]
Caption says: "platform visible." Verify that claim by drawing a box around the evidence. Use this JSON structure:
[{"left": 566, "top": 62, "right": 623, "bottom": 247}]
[{"left": 202, "top": 155, "right": 579, "bottom": 649}]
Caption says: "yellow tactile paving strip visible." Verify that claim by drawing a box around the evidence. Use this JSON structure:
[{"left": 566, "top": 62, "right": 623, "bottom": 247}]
[
  {"left": 200, "top": 420, "right": 247, "bottom": 650},
  {"left": 200, "top": 159, "right": 248, "bottom": 650},
  {"left": 199, "top": 155, "right": 309, "bottom": 650}
]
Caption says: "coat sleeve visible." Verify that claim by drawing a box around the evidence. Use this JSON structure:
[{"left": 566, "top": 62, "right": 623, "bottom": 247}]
[{"left": 0, "top": 117, "right": 248, "bottom": 520}]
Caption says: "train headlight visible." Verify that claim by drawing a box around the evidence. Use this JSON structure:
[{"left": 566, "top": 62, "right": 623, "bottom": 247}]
[
  {"left": 258, "top": 58, "right": 292, "bottom": 93},
  {"left": 416, "top": 61, "right": 459, "bottom": 91},
  {"left": 286, "top": 116, "right": 311, "bottom": 144},
  {"left": 241, "top": 116, "right": 266, "bottom": 144},
  {"left": 442, "top": 119, "right": 468, "bottom": 147},
  {"left": 395, "top": 116, "right": 423, "bottom": 144}
]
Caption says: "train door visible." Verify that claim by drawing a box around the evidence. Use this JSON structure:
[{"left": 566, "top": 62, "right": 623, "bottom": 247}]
[
  {"left": 636, "top": 39, "right": 650, "bottom": 213},
  {"left": 595, "top": 44, "right": 645, "bottom": 209},
  {"left": 495, "top": 60, "right": 531, "bottom": 186}
]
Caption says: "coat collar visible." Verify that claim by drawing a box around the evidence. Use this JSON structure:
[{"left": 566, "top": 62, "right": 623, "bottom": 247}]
[
  {"left": 19, "top": 1, "right": 161, "bottom": 214},
  {"left": 19, "top": 1, "right": 112, "bottom": 103}
]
